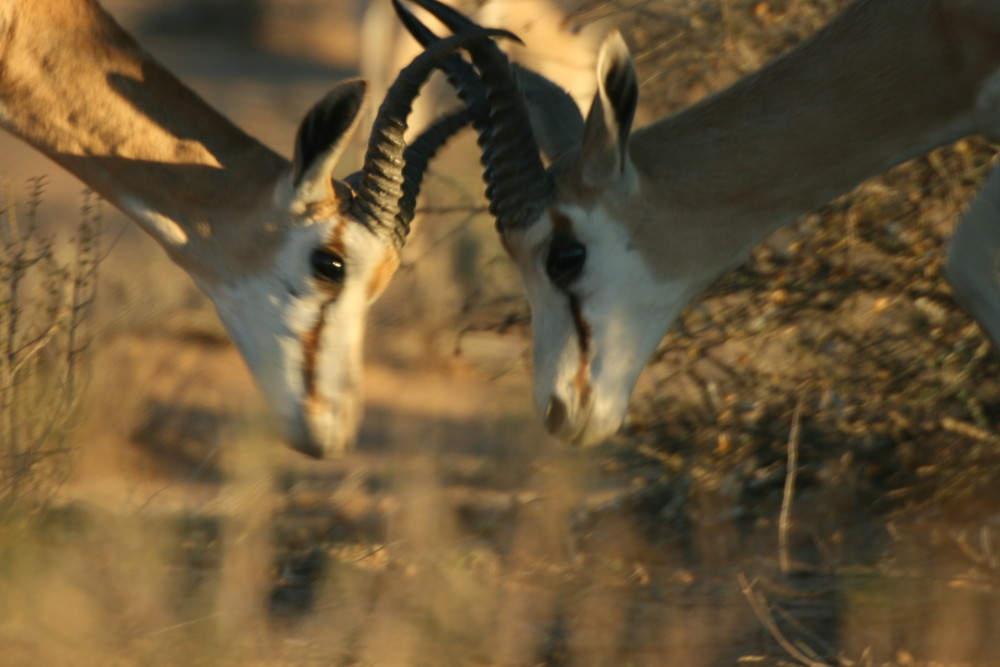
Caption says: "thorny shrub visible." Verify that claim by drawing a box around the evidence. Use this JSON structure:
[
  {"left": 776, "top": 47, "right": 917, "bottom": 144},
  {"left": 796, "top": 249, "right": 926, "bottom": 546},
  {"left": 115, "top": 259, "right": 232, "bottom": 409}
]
[{"left": 0, "top": 178, "right": 101, "bottom": 514}]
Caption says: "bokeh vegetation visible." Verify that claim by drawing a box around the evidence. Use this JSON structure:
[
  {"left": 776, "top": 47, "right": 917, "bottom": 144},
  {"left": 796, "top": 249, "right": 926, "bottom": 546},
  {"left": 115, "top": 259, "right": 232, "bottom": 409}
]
[{"left": 0, "top": 179, "right": 101, "bottom": 518}]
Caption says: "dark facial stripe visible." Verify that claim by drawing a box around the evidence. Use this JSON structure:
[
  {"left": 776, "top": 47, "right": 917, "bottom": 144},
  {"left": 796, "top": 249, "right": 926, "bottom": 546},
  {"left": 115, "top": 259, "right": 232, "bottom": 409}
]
[
  {"left": 302, "top": 306, "right": 326, "bottom": 404},
  {"left": 549, "top": 208, "right": 590, "bottom": 351},
  {"left": 551, "top": 208, "right": 593, "bottom": 407},
  {"left": 302, "top": 222, "right": 347, "bottom": 400},
  {"left": 567, "top": 293, "right": 590, "bottom": 356},
  {"left": 568, "top": 293, "right": 593, "bottom": 407}
]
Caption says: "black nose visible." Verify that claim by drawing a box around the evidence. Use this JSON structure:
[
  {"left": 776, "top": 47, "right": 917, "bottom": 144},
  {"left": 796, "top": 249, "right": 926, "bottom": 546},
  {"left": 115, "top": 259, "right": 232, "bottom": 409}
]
[{"left": 545, "top": 396, "right": 567, "bottom": 435}]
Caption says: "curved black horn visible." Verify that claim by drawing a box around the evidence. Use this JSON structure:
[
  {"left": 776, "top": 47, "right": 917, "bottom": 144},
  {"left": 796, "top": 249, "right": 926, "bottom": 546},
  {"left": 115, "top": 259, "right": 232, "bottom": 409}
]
[
  {"left": 351, "top": 27, "right": 515, "bottom": 249},
  {"left": 395, "top": 0, "right": 583, "bottom": 160},
  {"left": 398, "top": 0, "right": 552, "bottom": 230},
  {"left": 396, "top": 106, "right": 477, "bottom": 233},
  {"left": 391, "top": 0, "right": 492, "bottom": 125}
]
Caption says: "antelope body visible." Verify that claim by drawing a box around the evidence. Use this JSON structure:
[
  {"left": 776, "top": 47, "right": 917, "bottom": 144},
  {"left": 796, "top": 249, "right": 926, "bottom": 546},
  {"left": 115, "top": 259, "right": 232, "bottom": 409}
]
[
  {"left": 0, "top": 0, "right": 497, "bottom": 458},
  {"left": 399, "top": 0, "right": 1000, "bottom": 446},
  {"left": 363, "top": 0, "right": 601, "bottom": 131}
]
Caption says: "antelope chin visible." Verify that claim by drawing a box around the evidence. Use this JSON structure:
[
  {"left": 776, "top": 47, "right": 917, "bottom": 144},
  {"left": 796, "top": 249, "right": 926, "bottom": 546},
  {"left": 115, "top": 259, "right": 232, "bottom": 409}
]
[
  {"left": 559, "top": 387, "right": 631, "bottom": 448},
  {"left": 286, "top": 398, "right": 360, "bottom": 459}
]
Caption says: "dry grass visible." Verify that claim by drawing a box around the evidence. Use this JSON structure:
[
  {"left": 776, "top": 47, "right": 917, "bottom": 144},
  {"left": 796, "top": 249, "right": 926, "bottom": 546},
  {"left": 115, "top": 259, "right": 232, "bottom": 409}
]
[{"left": 0, "top": 179, "right": 101, "bottom": 515}]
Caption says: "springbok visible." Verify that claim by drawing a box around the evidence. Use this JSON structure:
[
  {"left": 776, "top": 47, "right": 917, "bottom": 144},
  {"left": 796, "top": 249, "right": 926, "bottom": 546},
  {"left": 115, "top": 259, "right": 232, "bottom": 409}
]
[
  {"left": 399, "top": 0, "right": 1000, "bottom": 446},
  {"left": 0, "top": 0, "right": 506, "bottom": 458},
  {"left": 362, "top": 0, "right": 601, "bottom": 134}
]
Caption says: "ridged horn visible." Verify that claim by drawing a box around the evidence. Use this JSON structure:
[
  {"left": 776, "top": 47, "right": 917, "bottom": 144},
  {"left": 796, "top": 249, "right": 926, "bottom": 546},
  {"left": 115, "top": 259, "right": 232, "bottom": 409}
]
[
  {"left": 391, "top": 0, "right": 492, "bottom": 127},
  {"left": 398, "top": 0, "right": 552, "bottom": 230},
  {"left": 350, "top": 27, "right": 516, "bottom": 248},
  {"left": 396, "top": 106, "right": 477, "bottom": 233},
  {"left": 395, "top": 0, "right": 582, "bottom": 161}
]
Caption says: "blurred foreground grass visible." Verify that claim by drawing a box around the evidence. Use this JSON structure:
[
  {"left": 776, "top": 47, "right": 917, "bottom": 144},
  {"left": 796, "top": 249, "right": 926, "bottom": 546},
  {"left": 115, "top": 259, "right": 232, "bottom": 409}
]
[{"left": 0, "top": 179, "right": 101, "bottom": 517}]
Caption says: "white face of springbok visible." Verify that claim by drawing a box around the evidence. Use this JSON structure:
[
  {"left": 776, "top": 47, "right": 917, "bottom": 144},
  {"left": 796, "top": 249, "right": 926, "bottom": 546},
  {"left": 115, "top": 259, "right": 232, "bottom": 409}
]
[
  {"left": 394, "top": 0, "right": 676, "bottom": 447},
  {"left": 209, "top": 33, "right": 492, "bottom": 459},
  {"left": 0, "top": 0, "right": 507, "bottom": 459},
  {"left": 204, "top": 212, "right": 396, "bottom": 460},
  {"left": 404, "top": 0, "right": 1000, "bottom": 448},
  {"left": 191, "top": 81, "right": 404, "bottom": 459},
  {"left": 195, "top": 37, "right": 483, "bottom": 459},
  {"left": 395, "top": 0, "right": 732, "bottom": 446},
  {"left": 503, "top": 198, "right": 704, "bottom": 448},
  {"left": 491, "top": 32, "right": 707, "bottom": 447}
]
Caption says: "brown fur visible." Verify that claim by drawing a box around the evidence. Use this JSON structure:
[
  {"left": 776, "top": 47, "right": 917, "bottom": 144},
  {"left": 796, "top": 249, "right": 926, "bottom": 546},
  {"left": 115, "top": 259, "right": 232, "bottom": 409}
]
[
  {"left": 0, "top": 0, "right": 290, "bottom": 280},
  {"left": 366, "top": 248, "right": 400, "bottom": 300},
  {"left": 514, "top": 0, "right": 1000, "bottom": 289},
  {"left": 610, "top": 0, "right": 1000, "bottom": 282}
]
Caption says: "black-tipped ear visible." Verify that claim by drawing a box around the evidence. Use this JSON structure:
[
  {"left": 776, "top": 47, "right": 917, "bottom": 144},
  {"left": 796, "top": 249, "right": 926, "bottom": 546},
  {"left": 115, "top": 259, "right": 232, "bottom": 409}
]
[
  {"left": 292, "top": 79, "right": 368, "bottom": 204},
  {"left": 580, "top": 31, "right": 638, "bottom": 188}
]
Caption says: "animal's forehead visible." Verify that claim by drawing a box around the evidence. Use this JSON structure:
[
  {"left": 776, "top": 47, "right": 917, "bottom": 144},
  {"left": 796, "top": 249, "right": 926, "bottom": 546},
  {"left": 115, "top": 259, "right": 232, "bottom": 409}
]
[
  {"left": 549, "top": 208, "right": 580, "bottom": 237},
  {"left": 548, "top": 152, "right": 602, "bottom": 206},
  {"left": 298, "top": 179, "right": 354, "bottom": 217},
  {"left": 273, "top": 216, "right": 391, "bottom": 300},
  {"left": 498, "top": 156, "right": 605, "bottom": 256},
  {"left": 320, "top": 220, "right": 347, "bottom": 256},
  {"left": 308, "top": 215, "right": 385, "bottom": 265},
  {"left": 501, "top": 204, "right": 573, "bottom": 248},
  {"left": 501, "top": 215, "right": 551, "bottom": 260},
  {"left": 338, "top": 218, "right": 390, "bottom": 262}
]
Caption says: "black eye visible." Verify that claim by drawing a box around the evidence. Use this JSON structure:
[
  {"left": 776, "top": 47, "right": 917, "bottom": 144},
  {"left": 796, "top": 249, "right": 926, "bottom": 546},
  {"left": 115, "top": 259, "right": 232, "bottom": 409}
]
[
  {"left": 546, "top": 241, "right": 586, "bottom": 289},
  {"left": 310, "top": 248, "right": 345, "bottom": 283}
]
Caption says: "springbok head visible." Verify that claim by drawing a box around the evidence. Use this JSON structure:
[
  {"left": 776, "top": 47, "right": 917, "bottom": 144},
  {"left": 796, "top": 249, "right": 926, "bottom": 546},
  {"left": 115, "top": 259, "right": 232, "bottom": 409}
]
[
  {"left": 396, "top": 1, "right": 672, "bottom": 447},
  {"left": 204, "top": 31, "right": 505, "bottom": 458}
]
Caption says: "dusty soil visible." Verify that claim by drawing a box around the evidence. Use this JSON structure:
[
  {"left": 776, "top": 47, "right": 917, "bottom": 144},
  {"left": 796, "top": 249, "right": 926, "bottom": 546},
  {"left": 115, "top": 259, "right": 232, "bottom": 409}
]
[{"left": 2, "top": 1, "right": 1000, "bottom": 666}]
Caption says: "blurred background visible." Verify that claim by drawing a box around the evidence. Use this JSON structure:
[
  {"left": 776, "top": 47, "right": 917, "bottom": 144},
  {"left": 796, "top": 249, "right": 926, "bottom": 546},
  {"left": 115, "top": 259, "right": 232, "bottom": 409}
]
[{"left": 2, "top": 1, "right": 1000, "bottom": 665}]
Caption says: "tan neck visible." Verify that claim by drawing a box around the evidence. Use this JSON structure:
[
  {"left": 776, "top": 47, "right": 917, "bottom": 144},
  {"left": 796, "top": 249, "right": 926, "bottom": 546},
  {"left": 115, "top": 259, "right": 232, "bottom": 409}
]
[
  {"left": 632, "top": 0, "right": 1000, "bottom": 227},
  {"left": 0, "top": 0, "right": 290, "bottom": 280}
]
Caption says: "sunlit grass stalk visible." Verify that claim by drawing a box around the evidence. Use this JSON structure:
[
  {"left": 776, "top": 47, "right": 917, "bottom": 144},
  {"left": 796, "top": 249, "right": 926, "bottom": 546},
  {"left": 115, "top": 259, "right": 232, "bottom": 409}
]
[{"left": 0, "top": 178, "right": 102, "bottom": 514}]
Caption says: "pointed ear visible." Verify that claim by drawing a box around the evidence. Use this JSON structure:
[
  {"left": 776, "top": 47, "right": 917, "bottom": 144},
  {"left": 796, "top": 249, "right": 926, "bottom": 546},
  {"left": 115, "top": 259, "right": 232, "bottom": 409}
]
[
  {"left": 292, "top": 79, "right": 368, "bottom": 205},
  {"left": 580, "top": 31, "right": 638, "bottom": 189}
]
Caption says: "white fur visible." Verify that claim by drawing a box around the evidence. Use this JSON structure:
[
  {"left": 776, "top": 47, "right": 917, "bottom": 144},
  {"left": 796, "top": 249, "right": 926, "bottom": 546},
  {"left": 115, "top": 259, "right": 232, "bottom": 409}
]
[
  {"left": 121, "top": 195, "right": 189, "bottom": 247},
  {"left": 499, "top": 8, "right": 1000, "bottom": 448},
  {"left": 200, "top": 217, "right": 393, "bottom": 458},
  {"left": 510, "top": 203, "right": 707, "bottom": 446}
]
